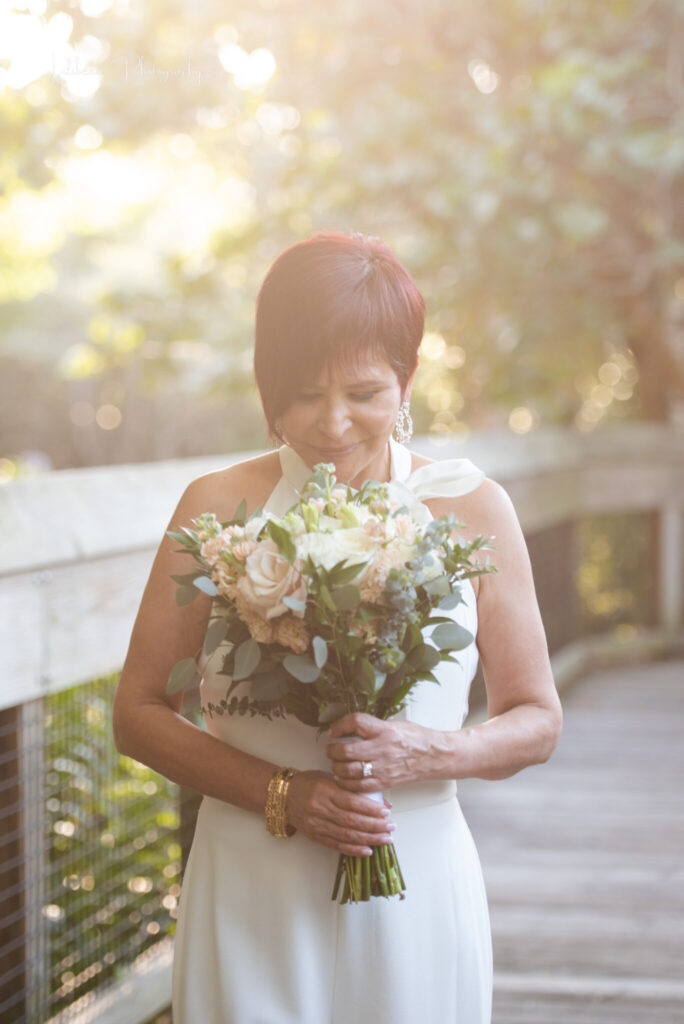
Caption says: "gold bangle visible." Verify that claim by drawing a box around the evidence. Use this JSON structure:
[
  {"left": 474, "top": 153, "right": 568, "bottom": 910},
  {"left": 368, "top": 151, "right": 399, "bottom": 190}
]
[{"left": 265, "top": 767, "right": 298, "bottom": 838}]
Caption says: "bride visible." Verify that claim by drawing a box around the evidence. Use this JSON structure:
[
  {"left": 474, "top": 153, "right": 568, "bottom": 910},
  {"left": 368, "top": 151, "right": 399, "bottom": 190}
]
[{"left": 113, "top": 230, "right": 563, "bottom": 1024}]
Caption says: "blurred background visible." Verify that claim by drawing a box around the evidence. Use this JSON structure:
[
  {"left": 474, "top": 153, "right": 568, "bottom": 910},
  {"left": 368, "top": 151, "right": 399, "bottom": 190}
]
[{"left": 1, "top": 1, "right": 683, "bottom": 1022}]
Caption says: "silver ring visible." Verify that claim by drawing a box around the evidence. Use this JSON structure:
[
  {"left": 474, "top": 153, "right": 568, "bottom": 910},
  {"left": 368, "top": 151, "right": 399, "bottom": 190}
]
[{"left": 361, "top": 761, "right": 373, "bottom": 778}]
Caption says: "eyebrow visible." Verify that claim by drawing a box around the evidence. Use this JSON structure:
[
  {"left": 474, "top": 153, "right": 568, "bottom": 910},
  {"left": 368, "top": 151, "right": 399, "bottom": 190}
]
[{"left": 301, "top": 379, "right": 387, "bottom": 390}]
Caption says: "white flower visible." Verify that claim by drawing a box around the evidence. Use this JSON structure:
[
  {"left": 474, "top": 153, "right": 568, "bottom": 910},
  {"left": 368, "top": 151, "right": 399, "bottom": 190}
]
[
  {"left": 296, "top": 526, "right": 380, "bottom": 572},
  {"left": 243, "top": 514, "right": 269, "bottom": 540},
  {"left": 236, "top": 538, "right": 307, "bottom": 619}
]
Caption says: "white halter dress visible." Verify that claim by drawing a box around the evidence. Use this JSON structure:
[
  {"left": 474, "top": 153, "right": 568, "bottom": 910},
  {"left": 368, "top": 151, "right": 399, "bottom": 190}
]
[{"left": 171, "top": 437, "right": 493, "bottom": 1023}]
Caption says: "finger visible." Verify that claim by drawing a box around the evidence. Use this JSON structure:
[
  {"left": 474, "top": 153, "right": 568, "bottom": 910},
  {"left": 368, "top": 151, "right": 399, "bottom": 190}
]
[
  {"left": 314, "top": 821, "right": 395, "bottom": 851},
  {"left": 333, "top": 778, "right": 387, "bottom": 795},
  {"left": 326, "top": 738, "right": 375, "bottom": 762},
  {"left": 329, "top": 758, "right": 365, "bottom": 780},
  {"left": 332, "top": 789, "right": 392, "bottom": 818},
  {"left": 328, "top": 809, "right": 394, "bottom": 834},
  {"left": 307, "top": 833, "right": 374, "bottom": 857},
  {"left": 326, "top": 712, "right": 379, "bottom": 740}
]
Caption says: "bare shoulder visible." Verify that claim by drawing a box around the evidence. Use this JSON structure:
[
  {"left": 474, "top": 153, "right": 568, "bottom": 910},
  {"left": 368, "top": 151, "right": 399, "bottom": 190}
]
[{"left": 186, "top": 448, "right": 283, "bottom": 520}]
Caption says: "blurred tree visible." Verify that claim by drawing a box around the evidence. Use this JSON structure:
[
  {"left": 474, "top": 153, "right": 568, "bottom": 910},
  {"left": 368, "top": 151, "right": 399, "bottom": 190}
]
[{"left": 0, "top": 0, "right": 682, "bottom": 468}]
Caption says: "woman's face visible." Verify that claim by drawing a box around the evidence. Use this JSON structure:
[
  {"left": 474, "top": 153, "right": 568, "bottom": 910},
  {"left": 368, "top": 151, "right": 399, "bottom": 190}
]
[{"left": 277, "top": 353, "right": 416, "bottom": 488}]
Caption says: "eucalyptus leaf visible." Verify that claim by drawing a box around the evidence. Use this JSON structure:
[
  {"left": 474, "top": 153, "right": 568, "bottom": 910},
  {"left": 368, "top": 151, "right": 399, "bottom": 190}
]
[
  {"left": 438, "top": 591, "right": 464, "bottom": 610},
  {"left": 312, "top": 635, "right": 328, "bottom": 668},
  {"left": 430, "top": 622, "right": 473, "bottom": 651},
  {"left": 166, "top": 657, "right": 198, "bottom": 695},
  {"left": 193, "top": 576, "right": 218, "bottom": 596},
  {"left": 283, "top": 655, "right": 321, "bottom": 683},
  {"left": 406, "top": 643, "right": 442, "bottom": 671},
  {"left": 233, "top": 638, "right": 261, "bottom": 681},
  {"left": 203, "top": 616, "right": 229, "bottom": 656},
  {"left": 282, "top": 594, "right": 306, "bottom": 613}
]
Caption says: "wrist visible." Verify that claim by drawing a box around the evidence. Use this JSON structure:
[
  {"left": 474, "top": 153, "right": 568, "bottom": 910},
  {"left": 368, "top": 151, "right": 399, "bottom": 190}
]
[
  {"left": 264, "top": 766, "right": 299, "bottom": 837},
  {"left": 423, "top": 728, "right": 470, "bottom": 781}
]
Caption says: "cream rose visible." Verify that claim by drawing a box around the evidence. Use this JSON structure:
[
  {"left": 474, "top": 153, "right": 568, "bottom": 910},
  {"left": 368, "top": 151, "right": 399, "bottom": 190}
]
[{"left": 236, "top": 538, "right": 307, "bottom": 619}]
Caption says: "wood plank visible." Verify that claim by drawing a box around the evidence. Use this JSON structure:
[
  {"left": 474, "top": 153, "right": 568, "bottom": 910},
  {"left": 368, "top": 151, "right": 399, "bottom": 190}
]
[{"left": 458, "top": 659, "right": 684, "bottom": 1023}]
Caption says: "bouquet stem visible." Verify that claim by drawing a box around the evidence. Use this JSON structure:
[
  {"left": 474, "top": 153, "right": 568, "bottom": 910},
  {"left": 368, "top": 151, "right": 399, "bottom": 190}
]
[{"left": 331, "top": 844, "right": 406, "bottom": 903}]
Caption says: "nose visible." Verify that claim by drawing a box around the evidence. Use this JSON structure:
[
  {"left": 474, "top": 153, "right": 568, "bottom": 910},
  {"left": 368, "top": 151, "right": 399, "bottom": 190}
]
[{"left": 317, "top": 398, "right": 352, "bottom": 440}]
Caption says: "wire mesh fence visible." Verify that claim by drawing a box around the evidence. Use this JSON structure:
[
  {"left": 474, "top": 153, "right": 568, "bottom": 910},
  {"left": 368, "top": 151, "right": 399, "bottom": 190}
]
[{"left": 0, "top": 676, "right": 189, "bottom": 1023}]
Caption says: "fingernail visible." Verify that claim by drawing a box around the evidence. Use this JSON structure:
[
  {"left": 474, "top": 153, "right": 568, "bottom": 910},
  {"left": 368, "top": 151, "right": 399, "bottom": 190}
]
[
  {"left": 387, "top": 823, "right": 396, "bottom": 832},
  {"left": 380, "top": 807, "right": 391, "bottom": 817}
]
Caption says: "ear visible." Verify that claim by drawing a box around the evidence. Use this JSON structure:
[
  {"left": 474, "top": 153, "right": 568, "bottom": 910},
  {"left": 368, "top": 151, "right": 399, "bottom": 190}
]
[{"left": 403, "top": 361, "right": 419, "bottom": 402}]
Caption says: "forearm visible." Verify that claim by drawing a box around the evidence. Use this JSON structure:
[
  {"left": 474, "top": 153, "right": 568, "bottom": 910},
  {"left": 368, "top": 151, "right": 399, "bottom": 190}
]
[
  {"left": 114, "top": 701, "right": 279, "bottom": 813},
  {"left": 427, "top": 703, "right": 562, "bottom": 782}
]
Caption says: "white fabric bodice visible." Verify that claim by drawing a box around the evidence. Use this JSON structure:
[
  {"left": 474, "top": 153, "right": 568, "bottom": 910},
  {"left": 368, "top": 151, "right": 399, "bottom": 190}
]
[{"left": 197, "top": 438, "right": 485, "bottom": 800}]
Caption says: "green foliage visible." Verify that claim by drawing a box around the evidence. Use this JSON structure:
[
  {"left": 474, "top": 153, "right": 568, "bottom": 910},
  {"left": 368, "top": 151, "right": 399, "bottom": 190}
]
[
  {"left": 42, "top": 675, "right": 181, "bottom": 1017},
  {"left": 1, "top": 0, "right": 682, "bottom": 471}
]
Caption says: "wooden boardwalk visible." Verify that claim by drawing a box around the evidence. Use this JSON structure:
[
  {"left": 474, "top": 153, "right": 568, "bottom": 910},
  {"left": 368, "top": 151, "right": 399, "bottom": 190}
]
[{"left": 459, "top": 658, "right": 684, "bottom": 1024}]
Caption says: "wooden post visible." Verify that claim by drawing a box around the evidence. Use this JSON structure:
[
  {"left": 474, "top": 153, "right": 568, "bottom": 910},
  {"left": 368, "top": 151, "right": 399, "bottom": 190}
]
[{"left": 659, "top": 502, "right": 683, "bottom": 630}]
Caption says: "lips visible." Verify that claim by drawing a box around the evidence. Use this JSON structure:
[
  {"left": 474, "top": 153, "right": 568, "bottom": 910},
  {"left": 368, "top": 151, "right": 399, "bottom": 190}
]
[{"left": 314, "top": 443, "right": 359, "bottom": 457}]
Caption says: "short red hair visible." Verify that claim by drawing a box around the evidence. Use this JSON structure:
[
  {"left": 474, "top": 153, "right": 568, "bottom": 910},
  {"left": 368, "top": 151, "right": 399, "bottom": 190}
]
[{"left": 254, "top": 230, "right": 425, "bottom": 442}]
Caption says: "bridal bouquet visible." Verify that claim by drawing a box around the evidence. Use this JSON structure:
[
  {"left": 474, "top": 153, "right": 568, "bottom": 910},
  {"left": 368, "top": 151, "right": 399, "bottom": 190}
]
[{"left": 166, "top": 462, "right": 495, "bottom": 903}]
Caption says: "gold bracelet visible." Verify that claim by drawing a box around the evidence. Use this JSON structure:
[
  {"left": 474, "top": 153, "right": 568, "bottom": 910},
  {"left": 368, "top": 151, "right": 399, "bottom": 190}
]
[{"left": 265, "top": 767, "right": 298, "bottom": 838}]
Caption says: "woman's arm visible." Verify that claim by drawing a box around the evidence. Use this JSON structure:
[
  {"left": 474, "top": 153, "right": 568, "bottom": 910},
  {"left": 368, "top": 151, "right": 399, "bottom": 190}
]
[
  {"left": 112, "top": 470, "right": 394, "bottom": 856},
  {"left": 326, "top": 478, "right": 563, "bottom": 789}
]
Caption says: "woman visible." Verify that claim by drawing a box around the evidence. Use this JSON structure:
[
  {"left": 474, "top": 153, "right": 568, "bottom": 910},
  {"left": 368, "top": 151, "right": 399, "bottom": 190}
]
[{"left": 113, "top": 230, "right": 563, "bottom": 1024}]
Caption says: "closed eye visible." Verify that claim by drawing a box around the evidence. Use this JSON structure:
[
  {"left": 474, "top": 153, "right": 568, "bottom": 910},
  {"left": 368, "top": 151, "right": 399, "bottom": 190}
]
[{"left": 296, "top": 391, "right": 379, "bottom": 402}]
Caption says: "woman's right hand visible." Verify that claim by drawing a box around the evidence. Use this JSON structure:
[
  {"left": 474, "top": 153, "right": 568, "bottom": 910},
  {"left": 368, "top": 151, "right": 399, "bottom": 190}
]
[{"left": 284, "top": 770, "right": 396, "bottom": 856}]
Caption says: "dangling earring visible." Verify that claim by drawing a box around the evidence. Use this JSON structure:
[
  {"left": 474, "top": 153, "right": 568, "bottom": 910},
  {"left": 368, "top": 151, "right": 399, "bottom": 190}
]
[{"left": 393, "top": 399, "right": 413, "bottom": 444}]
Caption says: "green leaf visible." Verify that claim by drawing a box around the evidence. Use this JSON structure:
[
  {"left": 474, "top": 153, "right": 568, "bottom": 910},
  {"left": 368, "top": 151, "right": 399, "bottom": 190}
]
[
  {"left": 232, "top": 638, "right": 261, "bottom": 680},
  {"left": 283, "top": 655, "right": 321, "bottom": 683},
  {"left": 318, "top": 702, "right": 347, "bottom": 725},
  {"left": 405, "top": 643, "right": 442, "bottom": 671},
  {"left": 176, "top": 585, "right": 199, "bottom": 606},
  {"left": 171, "top": 571, "right": 202, "bottom": 585},
  {"left": 250, "top": 673, "right": 289, "bottom": 701},
  {"left": 233, "top": 498, "right": 247, "bottom": 524},
  {"left": 331, "top": 584, "right": 361, "bottom": 611},
  {"left": 423, "top": 575, "right": 452, "bottom": 597},
  {"left": 430, "top": 622, "right": 473, "bottom": 651},
  {"left": 203, "top": 616, "right": 229, "bottom": 656},
  {"left": 166, "top": 657, "right": 198, "bottom": 695},
  {"left": 166, "top": 529, "right": 197, "bottom": 550},
  {"left": 319, "top": 585, "right": 336, "bottom": 612},
  {"left": 438, "top": 591, "right": 464, "bottom": 610},
  {"left": 266, "top": 520, "right": 296, "bottom": 562},
  {"left": 312, "top": 635, "right": 328, "bottom": 668},
  {"left": 358, "top": 657, "right": 376, "bottom": 693},
  {"left": 193, "top": 576, "right": 218, "bottom": 597},
  {"left": 328, "top": 560, "right": 366, "bottom": 585}
]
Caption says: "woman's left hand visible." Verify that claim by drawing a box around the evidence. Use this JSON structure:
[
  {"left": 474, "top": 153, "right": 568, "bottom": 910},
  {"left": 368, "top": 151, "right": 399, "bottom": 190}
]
[{"left": 325, "top": 712, "right": 445, "bottom": 792}]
